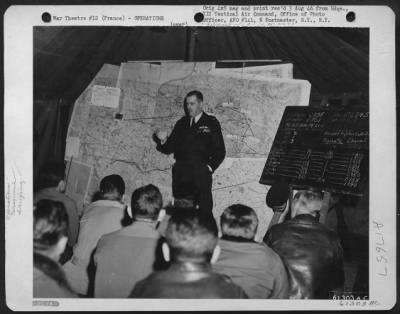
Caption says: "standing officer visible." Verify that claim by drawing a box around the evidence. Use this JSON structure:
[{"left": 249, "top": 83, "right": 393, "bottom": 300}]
[{"left": 154, "top": 90, "right": 226, "bottom": 214}]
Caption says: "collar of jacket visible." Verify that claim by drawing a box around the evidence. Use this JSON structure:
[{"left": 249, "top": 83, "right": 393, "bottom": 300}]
[
  {"left": 169, "top": 260, "right": 212, "bottom": 273},
  {"left": 291, "top": 214, "right": 319, "bottom": 224},
  {"left": 220, "top": 234, "right": 256, "bottom": 243},
  {"left": 193, "top": 111, "right": 203, "bottom": 123},
  {"left": 133, "top": 218, "right": 158, "bottom": 228},
  {"left": 37, "top": 187, "right": 59, "bottom": 194},
  {"left": 87, "top": 200, "right": 126, "bottom": 210},
  {"left": 187, "top": 111, "right": 206, "bottom": 123}
]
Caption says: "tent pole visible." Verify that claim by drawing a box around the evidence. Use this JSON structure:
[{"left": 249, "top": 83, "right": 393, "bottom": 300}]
[{"left": 186, "top": 27, "right": 198, "bottom": 61}]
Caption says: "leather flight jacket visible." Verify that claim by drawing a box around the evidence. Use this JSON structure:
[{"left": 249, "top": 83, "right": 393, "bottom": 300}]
[
  {"left": 265, "top": 214, "right": 345, "bottom": 299},
  {"left": 129, "top": 261, "right": 248, "bottom": 299}
]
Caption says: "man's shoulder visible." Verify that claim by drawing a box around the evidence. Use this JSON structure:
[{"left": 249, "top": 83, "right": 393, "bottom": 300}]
[
  {"left": 58, "top": 193, "right": 78, "bottom": 207},
  {"left": 211, "top": 271, "right": 248, "bottom": 297},
  {"left": 98, "top": 228, "right": 123, "bottom": 244},
  {"left": 175, "top": 115, "right": 189, "bottom": 125},
  {"left": 255, "top": 241, "right": 283, "bottom": 259},
  {"left": 98, "top": 224, "right": 159, "bottom": 248},
  {"left": 268, "top": 220, "right": 290, "bottom": 234},
  {"left": 34, "top": 189, "right": 77, "bottom": 207},
  {"left": 269, "top": 216, "right": 340, "bottom": 244},
  {"left": 203, "top": 112, "right": 220, "bottom": 124},
  {"left": 220, "top": 239, "right": 282, "bottom": 264}
]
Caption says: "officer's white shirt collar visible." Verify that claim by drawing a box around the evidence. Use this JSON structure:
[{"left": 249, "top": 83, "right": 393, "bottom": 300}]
[{"left": 191, "top": 111, "right": 203, "bottom": 125}]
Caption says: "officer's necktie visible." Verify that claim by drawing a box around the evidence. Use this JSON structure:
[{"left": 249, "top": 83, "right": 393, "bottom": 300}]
[{"left": 190, "top": 118, "right": 195, "bottom": 128}]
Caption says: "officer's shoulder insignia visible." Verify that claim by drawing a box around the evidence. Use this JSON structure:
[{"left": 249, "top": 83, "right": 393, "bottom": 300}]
[
  {"left": 204, "top": 111, "right": 215, "bottom": 117},
  {"left": 205, "top": 112, "right": 217, "bottom": 120}
]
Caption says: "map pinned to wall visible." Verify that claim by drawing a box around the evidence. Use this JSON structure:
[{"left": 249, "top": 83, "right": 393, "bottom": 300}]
[
  {"left": 66, "top": 62, "right": 310, "bottom": 233},
  {"left": 211, "top": 63, "right": 293, "bottom": 79},
  {"left": 213, "top": 157, "right": 271, "bottom": 240},
  {"left": 155, "top": 72, "right": 310, "bottom": 158}
]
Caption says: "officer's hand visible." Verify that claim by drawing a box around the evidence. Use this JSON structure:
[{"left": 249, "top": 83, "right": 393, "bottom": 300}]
[
  {"left": 155, "top": 129, "right": 168, "bottom": 143},
  {"left": 277, "top": 202, "right": 290, "bottom": 223}
]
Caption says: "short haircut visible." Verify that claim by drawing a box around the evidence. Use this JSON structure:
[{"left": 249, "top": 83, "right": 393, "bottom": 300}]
[
  {"left": 220, "top": 204, "right": 258, "bottom": 239},
  {"left": 166, "top": 209, "right": 218, "bottom": 262},
  {"left": 38, "top": 162, "right": 65, "bottom": 189},
  {"left": 185, "top": 90, "right": 203, "bottom": 102},
  {"left": 99, "top": 174, "right": 125, "bottom": 199},
  {"left": 131, "top": 184, "right": 163, "bottom": 219},
  {"left": 292, "top": 190, "right": 323, "bottom": 216},
  {"left": 34, "top": 199, "right": 69, "bottom": 253}
]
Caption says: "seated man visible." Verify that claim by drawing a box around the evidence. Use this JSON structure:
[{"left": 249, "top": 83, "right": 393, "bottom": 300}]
[
  {"left": 265, "top": 190, "right": 345, "bottom": 299},
  {"left": 33, "top": 199, "right": 77, "bottom": 298},
  {"left": 156, "top": 182, "right": 198, "bottom": 237},
  {"left": 213, "top": 204, "right": 289, "bottom": 299},
  {"left": 63, "top": 174, "right": 127, "bottom": 296},
  {"left": 34, "top": 161, "right": 80, "bottom": 263},
  {"left": 93, "top": 184, "right": 163, "bottom": 298},
  {"left": 129, "top": 209, "right": 248, "bottom": 298}
]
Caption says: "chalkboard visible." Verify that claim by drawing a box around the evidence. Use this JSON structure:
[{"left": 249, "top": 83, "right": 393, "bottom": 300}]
[{"left": 259, "top": 107, "right": 369, "bottom": 195}]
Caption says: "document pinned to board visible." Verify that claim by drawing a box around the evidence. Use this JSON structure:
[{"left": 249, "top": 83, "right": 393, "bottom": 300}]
[
  {"left": 91, "top": 85, "right": 121, "bottom": 108},
  {"left": 65, "top": 137, "right": 80, "bottom": 158}
]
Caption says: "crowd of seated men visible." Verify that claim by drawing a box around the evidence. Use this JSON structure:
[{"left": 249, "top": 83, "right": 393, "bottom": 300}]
[{"left": 33, "top": 161, "right": 345, "bottom": 299}]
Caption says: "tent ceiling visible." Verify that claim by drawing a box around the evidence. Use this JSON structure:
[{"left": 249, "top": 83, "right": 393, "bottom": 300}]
[{"left": 34, "top": 26, "right": 369, "bottom": 105}]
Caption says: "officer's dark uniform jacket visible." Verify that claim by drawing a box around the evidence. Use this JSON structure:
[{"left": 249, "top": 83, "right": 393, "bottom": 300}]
[
  {"left": 265, "top": 214, "right": 345, "bottom": 299},
  {"left": 129, "top": 261, "right": 248, "bottom": 299},
  {"left": 157, "top": 112, "right": 225, "bottom": 172}
]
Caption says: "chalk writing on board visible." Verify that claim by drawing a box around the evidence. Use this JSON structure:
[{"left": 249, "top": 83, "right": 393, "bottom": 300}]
[{"left": 260, "top": 107, "right": 368, "bottom": 195}]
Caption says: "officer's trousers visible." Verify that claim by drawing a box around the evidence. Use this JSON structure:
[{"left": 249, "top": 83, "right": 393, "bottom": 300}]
[{"left": 172, "top": 160, "right": 213, "bottom": 213}]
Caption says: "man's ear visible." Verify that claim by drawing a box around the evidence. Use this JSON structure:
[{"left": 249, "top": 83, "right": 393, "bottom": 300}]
[
  {"left": 162, "top": 242, "right": 170, "bottom": 262},
  {"left": 210, "top": 244, "right": 221, "bottom": 264},
  {"left": 55, "top": 236, "right": 68, "bottom": 258},
  {"left": 126, "top": 205, "right": 133, "bottom": 218}
]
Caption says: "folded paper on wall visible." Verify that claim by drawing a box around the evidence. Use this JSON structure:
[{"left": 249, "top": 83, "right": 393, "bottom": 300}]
[{"left": 91, "top": 85, "right": 121, "bottom": 108}]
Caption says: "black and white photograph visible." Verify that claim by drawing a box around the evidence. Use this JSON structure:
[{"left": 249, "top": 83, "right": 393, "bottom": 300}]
[{"left": 3, "top": 4, "right": 396, "bottom": 311}]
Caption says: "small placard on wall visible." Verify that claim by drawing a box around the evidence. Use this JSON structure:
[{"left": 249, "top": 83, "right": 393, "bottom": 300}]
[
  {"left": 65, "top": 137, "right": 80, "bottom": 158},
  {"left": 91, "top": 85, "right": 121, "bottom": 108}
]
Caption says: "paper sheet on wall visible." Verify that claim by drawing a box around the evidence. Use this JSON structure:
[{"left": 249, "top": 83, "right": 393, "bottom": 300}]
[
  {"left": 65, "top": 137, "right": 80, "bottom": 158},
  {"left": 91, "top": 85, "right": 121, "bottom": 108}
]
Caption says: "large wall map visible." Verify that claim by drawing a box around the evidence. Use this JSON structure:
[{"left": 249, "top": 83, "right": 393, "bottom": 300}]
[{"left": 66, "top": 62, "right": 310, "bottom": 239}]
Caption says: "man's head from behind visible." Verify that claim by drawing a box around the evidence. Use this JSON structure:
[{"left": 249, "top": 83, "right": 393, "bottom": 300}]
[
  {"left": 34, "top": 199, "right": 69, "bottom": 261},
  {"left": 184, "top": 90, "right": 204, "bottom": 118},
  {"left": 37, "top": 161, "right": 66, "bottom": 192},
  {"left": 291, "top": 190, "right": 323, "bottom": 219},
  {"left": 162, "top": 209, "right": 219, "bottom": 264},
  {"left": 220, "top": 204, "right": 258, "bottom": 240},
  {"left": 131, "top": 184, "right": 163, "bottom": 220},
  {"left": 99, "top": 174, "right": 125, "bottom": 202}
]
